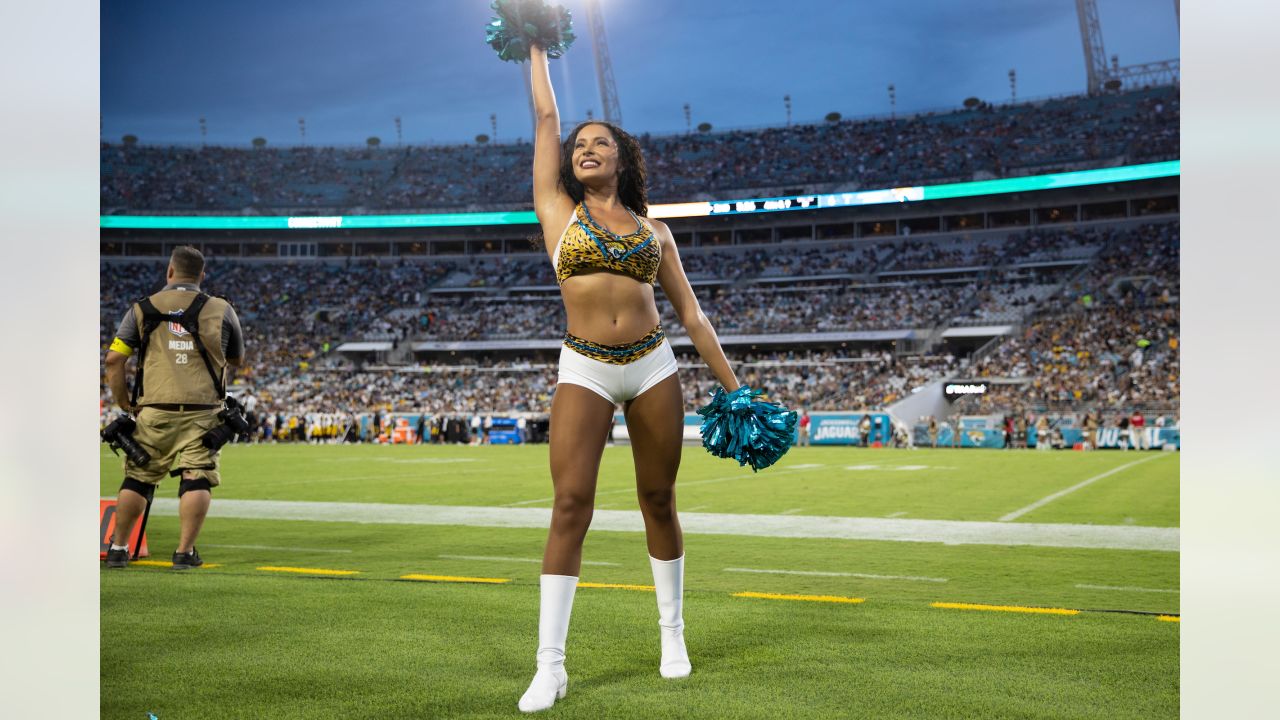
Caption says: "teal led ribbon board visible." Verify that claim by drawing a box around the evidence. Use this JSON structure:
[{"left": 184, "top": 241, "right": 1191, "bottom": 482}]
[{"left": 99, "top": 161, "right": 1178, "bottom": 230}]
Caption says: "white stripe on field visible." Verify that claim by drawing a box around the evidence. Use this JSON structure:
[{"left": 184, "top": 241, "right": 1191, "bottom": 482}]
[
  {"left": 501, "top": 466, "right": 814, "bottom": 507},
  {"left": 201, "top": 543, "right": 352, "bottom": 554},
  {"left": 886, "top": 511, "right": 909, "bottom": 518},
  {"left": 779, "top": 508, "right": 805, "bottom": 515},
  {"left": 725, "top": 567, "right": 948, "bottom": 583},
  {"left": 122, "top": 497, "right": 1179, "bottom": 551},
  {"left": 439, "top": 554, "right": 619, "bottom": 567},
  {"left": 1075, "top": 583, "right": 1179, "bottom": 594},
  {"left": 999, "top": 455, "right": 1164, "bottom": 522}
]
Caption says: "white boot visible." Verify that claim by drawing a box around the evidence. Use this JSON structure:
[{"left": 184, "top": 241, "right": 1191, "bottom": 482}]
[
  {"left": 518, "top": 574, "right": 577, "bottom": 713},
  {"left": 650, "top": 554, "right": 692, "bottom": 678}
]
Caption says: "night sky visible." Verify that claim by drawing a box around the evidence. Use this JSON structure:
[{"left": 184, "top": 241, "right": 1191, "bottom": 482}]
[{"left": 100, "top": 0, "right": 1180, "bottom": 147}]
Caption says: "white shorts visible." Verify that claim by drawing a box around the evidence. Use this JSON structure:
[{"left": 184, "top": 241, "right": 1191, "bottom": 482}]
[{"left": 558, "top": 339, "right": 678, "bottom": 405}]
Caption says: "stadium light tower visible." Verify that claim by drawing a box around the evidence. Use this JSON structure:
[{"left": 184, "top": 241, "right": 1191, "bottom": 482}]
[
  {"left": 298, "top": 117, "right": 306, "bottom": 144},
  {"left": 887, "top": 84, "right": 896, "bottom": 119},
  {"left": 395, "top": 116, "right": 402, "bottom": 146},
  {"left": 491, "top": 113, "right": 497, "bottom": 143},
  {"left": 584, "top": 0, "right": 623, "bottom": 126},
  {"left": 1008, "top": 69, "right": 1017, "bottom": 103},
  {"left": 683, "top": 103, "right": 691, "bottom": 134},
  {"left": 199, "top": 116, "right": 207, "bottom": 146},
  {"left": 1075, "top": 0, "right": 1179, "bottom": 94},
  {"left": 784, "top": 94, "right": 792, "bottom": 126}
]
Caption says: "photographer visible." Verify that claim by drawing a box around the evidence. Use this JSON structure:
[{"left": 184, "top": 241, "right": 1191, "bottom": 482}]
[{"left": 102, "top": 246, "right": 244, "bottom": 569}]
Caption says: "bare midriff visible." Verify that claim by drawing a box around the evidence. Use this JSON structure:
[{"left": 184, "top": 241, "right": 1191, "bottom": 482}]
[{"left": 560, "top": 271, "right": 661, "bottom": 345}]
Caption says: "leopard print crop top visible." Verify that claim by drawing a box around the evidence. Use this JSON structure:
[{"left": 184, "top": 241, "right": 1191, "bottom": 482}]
[{"left": 553, "top": 203, "right": 661, "bottom": 286}]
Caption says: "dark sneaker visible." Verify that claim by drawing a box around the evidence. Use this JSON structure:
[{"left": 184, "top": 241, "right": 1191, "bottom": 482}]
[
  {"left": 171, "top": 547, "right": 203, "bottom": 570},
  {"left": 105, "top": 547, "right": 129, "bottom": 569}
]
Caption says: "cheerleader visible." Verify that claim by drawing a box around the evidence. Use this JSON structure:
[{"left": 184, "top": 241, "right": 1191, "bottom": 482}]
[{"left": 517, "top": 42, "right": 741, "bottom": 712}]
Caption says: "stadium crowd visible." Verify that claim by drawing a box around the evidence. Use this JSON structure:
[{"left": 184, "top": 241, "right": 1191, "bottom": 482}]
[
  {"left": 101, "top": 88, "right": 1178, "bottom": 212},
  {"left": 100, "top": 219, "right": 1179, "bottom": 425},
  {"left": 958, "top": 222, "right": 1180, "bottom": 414}
]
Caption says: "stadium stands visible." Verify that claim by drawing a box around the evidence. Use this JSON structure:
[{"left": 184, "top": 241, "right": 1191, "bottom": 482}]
[
  {"left": 100, "top": 220, "right": 1179, "bottom": 428},
  {"left": 100, "top": 87, "right": 1178, "bottom": 213},
  {"left": 955, "top": 222, "right": 1179, "bottom": 415}
]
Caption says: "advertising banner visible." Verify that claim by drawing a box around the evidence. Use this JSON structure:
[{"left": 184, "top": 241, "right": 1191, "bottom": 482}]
[
  {"left": 1094, "top": 426, "right": 1180, "bottom": 449},
  {"left": 809, "top": 413, "right": 893, "bottom": 446}
]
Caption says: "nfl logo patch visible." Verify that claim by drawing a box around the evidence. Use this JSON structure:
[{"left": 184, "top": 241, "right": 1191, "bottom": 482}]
[{"left": 168, "top": 310, "right": 190, "bottom": 336}]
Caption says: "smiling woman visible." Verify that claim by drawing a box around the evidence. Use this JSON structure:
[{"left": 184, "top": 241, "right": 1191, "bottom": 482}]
[{"left": 509, "top": 35, "right": 745, "bottom": 713}]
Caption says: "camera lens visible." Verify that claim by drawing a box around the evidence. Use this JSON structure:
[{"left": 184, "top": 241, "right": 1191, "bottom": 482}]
[
  {"left": 118, "top": 435, "right": 153, "bottom": 466},
  {"left": 202, "top": 424, "right": 235, "bottom": 451}
]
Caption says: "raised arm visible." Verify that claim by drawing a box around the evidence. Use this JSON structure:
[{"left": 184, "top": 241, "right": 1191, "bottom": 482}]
[
  {"left": 652, "top": 220, "right": 740, "bottom": 392},
  {"left": 530, "top": 46, "right": 574, "bottom": 242}
]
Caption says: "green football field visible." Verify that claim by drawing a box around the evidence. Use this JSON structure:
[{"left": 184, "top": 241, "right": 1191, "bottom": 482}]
[{"left": 100, "top": 443, "right": 1180, "bottom": 719}]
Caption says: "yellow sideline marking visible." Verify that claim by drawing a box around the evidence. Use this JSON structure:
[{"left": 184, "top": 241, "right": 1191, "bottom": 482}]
[
  {"left": 932, "top": 602, "right": 1078, "bottom": 616},
  {"left": 733, "top": 591, "right": 865, "bottom": 605},
  {"left": 257, "top": 565, "right": 359, "bottom": 576},
  {"left": 401, "top": 574, "right": 510, "bottom": 584},
  {"left": 1157, "top": 615, "right": 1181, "bottom": 623},
  {"left": 577, "top": 582, "right": 655, "bottom": 591},
  {"left": 129, "top": 560, "right": 222, "bottom": 569}
]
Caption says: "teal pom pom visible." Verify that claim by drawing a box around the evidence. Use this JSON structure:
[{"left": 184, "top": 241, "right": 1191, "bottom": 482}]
[
  {"left": 696, "top": 386, "right": 798, "bottom": 472},
  {"left": 485, "top": 0, "right": 576, "bottom": 63}
]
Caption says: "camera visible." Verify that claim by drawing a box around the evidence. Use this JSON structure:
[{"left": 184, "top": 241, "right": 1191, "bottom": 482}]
[
  {"left": 101, "top": 415, "right": 152, "bottom": 466},
  {"left": 202, "top": 395, "right": 252, "bottom": 451}
]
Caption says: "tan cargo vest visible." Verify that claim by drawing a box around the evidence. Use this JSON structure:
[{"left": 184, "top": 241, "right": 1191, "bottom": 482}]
[{"left": 131, "top": 289, "right": 231, "bottom": 406}]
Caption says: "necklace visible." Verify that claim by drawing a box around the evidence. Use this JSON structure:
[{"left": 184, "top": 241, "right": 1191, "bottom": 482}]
[{"left": 581, "top": 202, "right": 642, "bottom": 241}]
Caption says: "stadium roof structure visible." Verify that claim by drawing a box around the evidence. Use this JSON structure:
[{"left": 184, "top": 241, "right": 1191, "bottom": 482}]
[
  {"left": 941, "top": 325, "right": 1015, "bottom": 338},
  {"left": 100, "top": 161, "right": 1179, "bottom": 231},
  {"left": 334, "top": 341, "right": 394, "bottom": 352}
]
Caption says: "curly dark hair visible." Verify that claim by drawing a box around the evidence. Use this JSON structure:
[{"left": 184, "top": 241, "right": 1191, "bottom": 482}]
[{"left": 559, "top": 121, "right": 648, "bottom": 217}]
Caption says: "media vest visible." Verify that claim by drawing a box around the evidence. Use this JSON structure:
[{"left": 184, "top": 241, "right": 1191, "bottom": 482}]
[{"left": 130, "top": 289, "right": 231, "bottom": 406}]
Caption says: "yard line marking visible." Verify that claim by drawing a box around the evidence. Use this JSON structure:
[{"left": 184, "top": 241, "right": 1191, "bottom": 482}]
[
  {"left": 502, "top": 466, "right": 815, "bottom": 507},
  {"left": 886, "top": 511, "right": 909, "bottom": 518},
  {"left": 1075, "top": 583, "right": 1178, "bottom": 594},
  {"left": 401, "top": 574, "right": 509, "bottom": 584},
  {"left": 267, "top": 468, "right": 493, "bottom": 487},
  {"left": 733, "top": 591, "right": 865, "bottom": 605},
  {"left": 725, "top": 567, "right": 947, "bottom": 583},
  {"left": 999, "top": 455, "right": 1165, "bottom": 522},
  {"left": 684, "top": 505, "right": 711, "bottom": 512},
  {"left": 786, "top": 464, "right": 825, "bottom": 469},
  {"left": 202, "top": 543, "right": 352, "bottom": 554},
  {"left": 128, "top": 560, "right": 222, "bottom": 569},
  {"left": 137, "top": 498, "right": 1179, "bottom": 551},
  {"left": 577, "top": 582, "right": 654, "bottom": 591},
  {"left": 257, "top": 565, "right": 359, "bottom": 576},
  {"left": 384, "top": 458, "right": 479, "bottom": 465},
  {"left": 932, "top": 602, "right": 1079, "bottom": 616},
  {"left": 503, "top": 497, "right": 556, "bottom": 507},
  {"left": 779, "top": 508, "right": 805, "bottom": 515},
  {"left": 1157, "top": 615, "right": 1181, "bottom": 623},
  {"left": 439, "top": 554, "right": 619, "bottom": 567}
]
